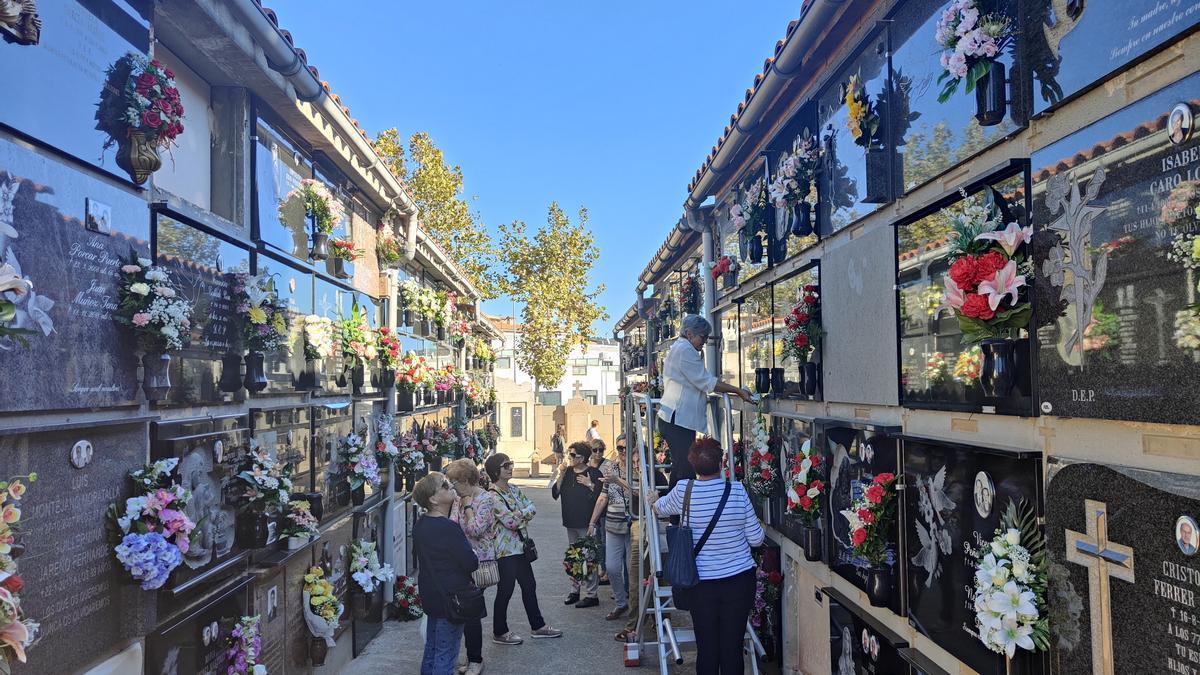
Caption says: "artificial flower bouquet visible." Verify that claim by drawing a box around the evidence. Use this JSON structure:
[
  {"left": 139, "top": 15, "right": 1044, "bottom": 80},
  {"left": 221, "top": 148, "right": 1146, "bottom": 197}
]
[
  {"left": 972, "top": 500, "right": 1049, "bottom": 659},
  {"left": 107, "top": 458, "right": 196, "bottom": 590},
  {"left": 953, "top": 346, "right": 983, "bottom": 384},
  {"left": 302, "top": 315, "right": 335, "bottom": 361},
  {"left": 782, "top": 285, "right": 822, "bottom": 363},
  {"left": 349, "top": 540, "right": 394, "bottom": 594},
  {"left": 750, "top": 566, "right": 783, "bottom": 638},
  {"left": 232, "top": 273, "right": 290, "bottom": 354},
  {"left": 746, "top": 414, "right": 780, "bottom": 499},
  {"left": 376, "top": 327, "right": 401, "bottom": 372},
  {"left": 939, "top": 191, "right": 1032, "bottom": 344},
  {"left": 769, "top": 130, "right": 820, "bottom": 209},
  {"left": 935, "top": 0, "right": 1013, "bottom": 103},
  {"left": 302, "top": 566, "right": 343, "bottom": 645},
  {"left": 434, "top": 367, "right": 457, "bottom": 394},
  {"left": 328, "top": 238, "right": 361, "bottom": 262},
  {"left": 396, "top": 351, "right": 430, "bottom": 391},
  {"left": 374, "top": 413, "right": 402, "bottom": 464},
  {"left": 563, "top": 535, "right": 602, "bottom": 582},
  {"left": 842, "top": 74, "right": 881, "bottom": 149},
  {"left": 924, "top": 351, "right": 949, "bottom": 387},
  {"left": 225, "top": 615, "right": 265, "bottom": 675},
  {"left": 338, "top": 305, "right": 377, "bottom": 368},
  {"left": 376, "top": 235, "right": 403, "bottom": 267},
  {"left": 340, "top": 430, "right": 381, "bottom": 491},
  {"left": 236, "top": 440, "right": 293, "bottom": 513},
  {"left": 391, "top": 575, "right": 423, "bottom": 621},
  {"left": 0, "top": 474, "right": 38, "bottom": 670},
  {"left": 113, "top": 250, "right": 193, "bottom": 353},
  {"left": 398, "top": 280, "right": 440, "bottom": 322},
  {"left": 280, "top": 500, "right": 319, "bottom": 542},
  {"left": 449, "top": 317, "right": 470, "bottom": 346},
  {"left": 96, "top": 54, "right": 185, "bottom": 152},
  {"left": 840, "top": 472, "right": 898, "bottom": 565},
  {"left": 732, "top": 178, "right": 769, "bottom": 236},
  {"left": 0, "top": 264, "right": 33, "bottom": 347},
  {"left": 396, "top": 431, "right": 427, "bottom": 475},
  {"left": 711, "top": 255, "right": 740, "bottom": 281},
  {"left": 785, "top": 440, "right": 823, "bottom": 526},
  {"left": 280, "top": 179, "right": 344, "bottom": 235}
]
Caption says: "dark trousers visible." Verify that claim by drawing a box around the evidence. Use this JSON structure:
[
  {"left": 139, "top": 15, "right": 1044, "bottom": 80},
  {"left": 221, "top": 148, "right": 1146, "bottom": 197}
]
[
  {"left": 689, "top": 569, "right": 756, "bottom": 675},
  {"left": 493, "top": 554, "right": 545, "bottom": 636},
  {"left": 660, "top": 416, "right": 698, "bottom": 491},
  {"left": 464, "top": 617, "right": 482, "bottom": 663}
]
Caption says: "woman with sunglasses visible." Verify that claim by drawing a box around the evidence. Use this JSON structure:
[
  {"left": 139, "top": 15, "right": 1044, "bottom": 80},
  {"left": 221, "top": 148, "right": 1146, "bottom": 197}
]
[
  {"left": 659, "top": 314, "right": 753, "bottom": 490},
  {"left": 553, "top": 441, "right": 604, "bottom": 608},
  {"left": 484, "top": 453, "right": 563, "bottom": 646},
  {"left": 413, "top": 472, "right": 479, "bottom": 675}
]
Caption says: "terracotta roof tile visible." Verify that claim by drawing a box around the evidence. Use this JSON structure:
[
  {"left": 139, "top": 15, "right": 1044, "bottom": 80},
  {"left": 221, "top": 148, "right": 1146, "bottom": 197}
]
[
  {"left": 278, "top": 28, "right": 293, "bottom": 45},
  {"left": 307, "top": 64, "right": 319, "bottom": 79}
]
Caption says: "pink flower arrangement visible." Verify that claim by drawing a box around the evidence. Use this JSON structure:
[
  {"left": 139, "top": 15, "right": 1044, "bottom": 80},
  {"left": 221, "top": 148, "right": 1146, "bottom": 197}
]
[{"left": 935, "top": 0, "right": 1012, "bottom": 102}]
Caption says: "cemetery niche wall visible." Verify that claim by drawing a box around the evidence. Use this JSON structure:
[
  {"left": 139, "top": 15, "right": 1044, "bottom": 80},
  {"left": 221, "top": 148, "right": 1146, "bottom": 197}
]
[
  {"left": 826, "top": 587, "right": 909, "bottom": 675},
  {"left": 1032, "top": 72, "right": 1200, "bottom": 424}
]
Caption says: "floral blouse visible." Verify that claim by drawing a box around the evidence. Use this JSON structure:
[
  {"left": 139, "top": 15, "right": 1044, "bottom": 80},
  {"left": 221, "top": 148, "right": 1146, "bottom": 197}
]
[
  {"left": 450, "top": 490, "right": 497, "bottom": 562},
  {"left": 490, "top": 484, "right": 536, "bottom": 558}
]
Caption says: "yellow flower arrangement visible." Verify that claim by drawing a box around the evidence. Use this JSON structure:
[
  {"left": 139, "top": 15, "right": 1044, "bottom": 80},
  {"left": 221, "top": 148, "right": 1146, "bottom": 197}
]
[
  {"left": 247, "top": 306, "right": 267, "bottom": 325},
  {"left": 304, "top": 566, "right": 341, "bottom": 623},
  {"left": 842, "top": 74, "right": 879, "bottom": 149}
]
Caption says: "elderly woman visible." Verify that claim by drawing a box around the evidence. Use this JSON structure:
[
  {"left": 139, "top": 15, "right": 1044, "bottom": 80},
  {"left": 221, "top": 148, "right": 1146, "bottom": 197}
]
[
  {"left": 448, "top": 459, "right": 496, "bottom": 675},
  {"left": 655, "top": 438, "right": 764, "bottom": 675},
  {"left": 659, "top": 314, "right": 752, "bottom": 488}
]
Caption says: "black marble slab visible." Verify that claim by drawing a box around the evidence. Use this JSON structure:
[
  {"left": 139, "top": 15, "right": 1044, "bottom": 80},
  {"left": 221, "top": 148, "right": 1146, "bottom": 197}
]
[
  {"left": 0, "top": 0, "right": 150, "bottom": 180},
  {"left": 144, "top": 575, "right": 250, "bottom": 675},
  {"left": 251, "top": 405, "right": 313, "bottom": 500},
  {"left": 1027, "top": 0, "right": 1200, "bottom": 115},
  {"left": 772, "top": 415, "right": 819, "bottom": 549},
  {"left": 901, "top": 436, "right": 1046, "bottom": 674},
  {"left": 0, "top": 136, "right": 149, "bottom": 411},
  {"left": 1046, "top": 460, "right": 1200, "bottom": 675},
  {"left": 316, "top": 514, "right": 353, "bottom": 640},
  {"left": 352, "top": 501, "right": 388, "bottom": 656},
  {"left": 826, "top": 586, "right": 909, "bottom": 675},
  {"left": 254, "top": 253, "right": 311, "bottom": 395},
  {"left": 818, "top": 419, "right": 904, "bottom": 615},
  {"left": 313, "top": 402, "right": 354, "bottom": 525},
  {"left": 1032, "top": 73, "right": 1200, "bottom": 424},
  {"left": 6, "top": 419, "right": 153, "bottom": 675}
]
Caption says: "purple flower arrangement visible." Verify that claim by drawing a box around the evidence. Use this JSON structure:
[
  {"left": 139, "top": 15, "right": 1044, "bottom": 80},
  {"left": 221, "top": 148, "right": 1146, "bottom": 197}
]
[
  {"left": 225, "top": 615, "right": 265, "bottom": 675},
  {"left": 114, "top": 532, "right": 182, "bottom": 591}
]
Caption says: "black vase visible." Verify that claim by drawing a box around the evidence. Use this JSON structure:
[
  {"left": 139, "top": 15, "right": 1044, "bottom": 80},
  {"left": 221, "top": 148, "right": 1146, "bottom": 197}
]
[
  {"left": 303, "top": 492, "right": 324, "bottom": 522},
  {"left": 754, "top": 367, "right": 771, "bottom": 394},
  {"left": 802, "top": 362, "right": 819, "bottom": 396},
  {"left": 867, "top": 565, "right": 892, "bottom": 607},
  {"left": 770, "top": 368, "right": 785, "bottom": 396},
  {"left": 399, "top": 388, "right": 415, "bottom": 412},
  {"left": 864, "top": 146, "right": 890, "bottom": 204},
  {"left": 331, "top": 256, "right": 354, "bottom": 280},
  {"left": 802, "top": 526, "right": 823, "bottom": 562},
  {"left": 791, "top": 202, "right": 813, "bottom": 237},
  {"left": 310, "top": 232, "right": 330, "bottom": 261},
  {"left": 436, "top": 390, "right": 447, "bottom": 405},
  {"left": 235, "top": 511, "right": 271, "bottom": 549},
  {"left": 142, "top": 353, "right": 172, "bottom": 401},
  {"left": 244, "top": 352, "right": 268, "bottom": 393},
  {"left": 723, "top": 271, "right": 738, "bottom": 289},
  {"left": 219, "top": 353, "right": 243, "bottom": 393},
  {"left": 402, "top": 309, "right": 413, "bottom": 327},
  {"left": 351, "top": 363, "right": 366, "bottom": 390},
  {"left": 974, "top": 61, "right": 1007, "bottom": 127},
  {"left": 310, "top": 637, "right": 328, "bottom": 666},
  {"left": 351, "top": 485, "right": 365, "bottom": 506},
  {"left": 749, "top": 235, "right": 764, "bottom": 263},
  {"left": 299, "top": 358, "right": 322, "bottom": 390},
  {"left": 979, "top": 337, "right": 1017, "bottom": 398},
  {"left": 436, "top": 324, "right": 446, "bottom": 341},
  {"left": 430, "top": 456, "right": 443, "bottom": 472},
  {"left": 382, "top": 368, "right": 396, "bottom": 389},
  {"left": 334, "top": 481, "right": 352, "bottom": 507}
]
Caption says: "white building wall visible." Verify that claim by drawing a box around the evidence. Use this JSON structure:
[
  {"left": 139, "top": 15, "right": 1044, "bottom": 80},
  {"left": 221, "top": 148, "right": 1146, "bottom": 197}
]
[{"left": 490, "top": 322, "right": 620, "bottom": 405}]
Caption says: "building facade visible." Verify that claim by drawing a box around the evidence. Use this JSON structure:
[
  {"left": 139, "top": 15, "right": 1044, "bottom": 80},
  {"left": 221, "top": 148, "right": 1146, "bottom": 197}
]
[
  {"left": 0, "top": 2, "right": 494, "bottom": 673},
  {"left": 619, "top": 2, "right": 1200, "bottom": 674}
]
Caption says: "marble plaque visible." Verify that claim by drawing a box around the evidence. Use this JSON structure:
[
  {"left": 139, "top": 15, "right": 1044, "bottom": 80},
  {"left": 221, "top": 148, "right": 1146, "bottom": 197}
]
[
  {"left": 316, "top": 514, "right": 353, "bottom": 640},
  {"left": 282, "top": 546, "right": 316, "bottom": 672},
  {"left": 1032, "top": 73, "right": 1200, "bottom": 424},
  {"left": 0, "top": 137, "right": 149, "bottom": 411},
  {"left": 902, "top": 436, "right": 1046, "bottom": 674},
  {"left": 1027, "top": 0, "right": 1200, "bottom": 114},
  {"left": 0, "top": 0, "right": 150, "bottom": 177},
  {"left": 144, "top": 576, "right": 250, "bottom": 675},
  {"left": 255, "top": 253, "right": 311, "bottom": 395},
  {"left": 4, "top": 420, "right": 151, "bottom": 675},
  {"left": 1046, "top": 461, "right": 1200, "bottom": 674},
  {"left": 313, "top": 403, "right": 354, "bottom": 525},
  {"left": 352, "top": 502, "right": 388, "bottom": 655},
  {"left": 820, "top": 419, "right": 903, "bottom": 615},
  {"left": 827, "top": 588, "right": 909, "bottom": 675},
  {"left": 774, "top": 415, "right": 818, "bottom": 549},
  {"left": 249, "top": 566, "right": 286, "bottom": 675},
  {"left": 252, "top": 405, "right": 314, "bottom": 509}
]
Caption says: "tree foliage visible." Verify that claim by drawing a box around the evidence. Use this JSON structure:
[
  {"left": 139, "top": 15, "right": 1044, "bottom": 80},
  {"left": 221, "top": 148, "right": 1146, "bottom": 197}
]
[
  {"left": 498, "top": 203, "right": 607, "bottom": 386},
  {"left": 372, "top": 129, "right": 498, "bottom": 298}
]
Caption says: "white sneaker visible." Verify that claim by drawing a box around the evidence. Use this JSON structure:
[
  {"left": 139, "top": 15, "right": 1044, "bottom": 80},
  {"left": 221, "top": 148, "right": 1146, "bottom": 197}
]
[
  {"left": 465, "top": 662, "right": 485, "bottom": 675},
  {"left": 458, "top": 653, "right": 468, "bottom": 673}
]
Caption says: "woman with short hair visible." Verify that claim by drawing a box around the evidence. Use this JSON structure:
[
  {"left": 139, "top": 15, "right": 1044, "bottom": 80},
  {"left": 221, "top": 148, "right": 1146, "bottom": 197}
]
[
  {"left": 654, "top": 438, "right": 763, "bottom": 675},
  {"left": 447, "top": 459, "right": 495, "bottom": 675},
  {"left": 484, "top": 453, "right": 562, "bottom": 645},
  {"left": 659, "top": 315, "right": 753, "bottom": 488},
  {"left": 552, "top": 441, "right": 603, "bottom": 607}
]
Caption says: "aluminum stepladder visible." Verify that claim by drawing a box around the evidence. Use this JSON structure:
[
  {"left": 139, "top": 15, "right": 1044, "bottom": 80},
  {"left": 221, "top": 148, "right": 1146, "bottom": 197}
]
[{"left": 628, "top": 392, "right": 765, "bottom": 673}]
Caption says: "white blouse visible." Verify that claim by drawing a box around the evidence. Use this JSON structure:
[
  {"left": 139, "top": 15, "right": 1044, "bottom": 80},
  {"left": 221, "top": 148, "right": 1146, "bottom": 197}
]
[{"left": 657, "top": 337, "right": 718, "bottom": 433}]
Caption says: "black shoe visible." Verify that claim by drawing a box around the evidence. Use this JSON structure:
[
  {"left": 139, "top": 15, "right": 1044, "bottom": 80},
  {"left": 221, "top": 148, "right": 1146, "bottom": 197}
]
[
  {"left": 575, "top": 597, "right": 599, "bottom": 608},
  {"left": 599, "top": 577, "right": 611, "bottom": 586},
  {"left": 564, "top": 592, "right": 579, "bottom": 605}
]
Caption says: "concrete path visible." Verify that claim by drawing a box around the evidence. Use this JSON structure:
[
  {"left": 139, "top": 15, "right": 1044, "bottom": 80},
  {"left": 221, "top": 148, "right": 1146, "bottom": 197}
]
[{"left": 342, "top": 481, "right": 654, "bottom": 674}]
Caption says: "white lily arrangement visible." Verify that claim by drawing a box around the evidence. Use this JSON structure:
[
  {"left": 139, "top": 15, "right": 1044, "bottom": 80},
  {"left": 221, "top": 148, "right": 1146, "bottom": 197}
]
[
  {"left": 349, "top": 540, "right": 393, "bottom": 594},
  {"left": 302, "top": 315, "right": 335, "bottom": 361},
  {"left": 768, "top": 130, "right": 820, "bottom": 210},
  {"left": 972, "top": 499, "right": 1049, "bottom": 659}
]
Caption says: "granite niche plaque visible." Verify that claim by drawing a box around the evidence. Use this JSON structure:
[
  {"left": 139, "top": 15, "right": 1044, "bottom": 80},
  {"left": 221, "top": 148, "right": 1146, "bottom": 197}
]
[
  {"left": 1046, "top": 461, "right": 1200, "bottom": 675},
  {"left": 144, "top": 576, "right": 250, "bottom": 675},
  {"left": 819, "top": 419, "right": 903, "bottom": 614},
  {"left": 827, "top": 587, "right": 909, "bottom": 675},
  {"left": 4, "top": 419, "right": 152, "bottom": 675},
  {"left": 1032, "top": 73, "right": 1200, "bottom": 424},
  {"left": 313, "top": 403, "right": 354, "bottom": 525},
  {"left": 902, "top": 436, "right": 1046, "bottom": 674}
]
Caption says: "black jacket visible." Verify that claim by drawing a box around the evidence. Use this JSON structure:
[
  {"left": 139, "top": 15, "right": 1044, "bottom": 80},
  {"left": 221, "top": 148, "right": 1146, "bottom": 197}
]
[
  {"left": 414, "top": 515, "right": 479, "bottom": 619},
  {"left": 551, "top": 466, "right": 603, "bottom": 529}
]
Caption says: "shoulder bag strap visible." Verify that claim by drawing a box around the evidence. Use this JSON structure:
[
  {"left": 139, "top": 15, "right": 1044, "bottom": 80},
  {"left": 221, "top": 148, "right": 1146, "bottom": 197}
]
[
  {"left": 681, "top": 479, "right": 695, "bottom": 527},
  {"left": 692, "top": 480, "right": 732, "bottom": 558}
]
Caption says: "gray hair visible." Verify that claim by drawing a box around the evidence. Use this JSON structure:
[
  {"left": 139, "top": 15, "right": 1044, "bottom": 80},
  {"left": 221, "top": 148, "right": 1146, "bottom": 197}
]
[{"left": 680, "top": 314, "right": 712, "bottom": 340}]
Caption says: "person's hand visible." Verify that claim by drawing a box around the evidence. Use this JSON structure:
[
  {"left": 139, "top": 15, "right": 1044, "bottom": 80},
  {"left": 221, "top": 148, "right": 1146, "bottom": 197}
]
[
  {"left": 737, "top": 387, "right": 754, "bottom": 403},
  {"left": 575, "top": 474, "right": 594, "bottom": 489},
  {"left": 587, "top": 523, "right": 597, "bottom": 536}
]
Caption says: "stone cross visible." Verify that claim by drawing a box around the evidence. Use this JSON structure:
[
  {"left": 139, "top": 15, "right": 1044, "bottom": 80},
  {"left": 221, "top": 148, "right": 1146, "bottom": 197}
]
[
  {"left": 1144, "top": 288, "right": 1176, "bottom": 365},
  {"left": 1064, "top": 499, "right": 1136, "bottom": 675},
  {"left": 573, "top": 381, "right": 583, "bottom": 399}
]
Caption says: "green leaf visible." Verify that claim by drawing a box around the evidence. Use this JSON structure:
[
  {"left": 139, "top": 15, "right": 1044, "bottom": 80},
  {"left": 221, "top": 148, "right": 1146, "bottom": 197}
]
[{"left": 964, "top": 60, "right": 991, "bottom": 94}]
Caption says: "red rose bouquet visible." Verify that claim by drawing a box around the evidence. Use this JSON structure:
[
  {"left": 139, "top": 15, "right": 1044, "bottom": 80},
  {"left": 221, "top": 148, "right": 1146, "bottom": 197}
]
[
  {"left": 782, "top": 284, "right": 822, "bottom": 363},
  {"left": 746, "top": 414, "right": 780, "bottom": 499},
  {"left": 785, "top": 439, "right": 823, "bottom": 526},
  {"left": 940, "top": 192, "right": 1032, "bottom": 343},
  {"left": 97, "top": 54, "right": 186, "bottom": 152},
  {"left": 839, "top": 472, "right": 898, "bottom": 565},
  {"left": 390, "top": 575, "right": 423, "bottom": 621}
]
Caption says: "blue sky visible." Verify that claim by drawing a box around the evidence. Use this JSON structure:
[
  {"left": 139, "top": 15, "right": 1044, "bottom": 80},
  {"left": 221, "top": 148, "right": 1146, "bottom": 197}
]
[{"left": 270, "top": 2, "right": 801, "bottom": 333}]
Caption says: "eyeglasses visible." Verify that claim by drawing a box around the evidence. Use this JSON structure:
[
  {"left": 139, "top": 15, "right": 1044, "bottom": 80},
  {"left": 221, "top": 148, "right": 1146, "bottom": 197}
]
[
  {"left": 567, "top": 453, "right": 578, "bottom": 458},
  {"left": 616, "top": 445, "right": 627, "bottom": 451},
  {"left": 441, "top": 481, "right": 453, "bottom": 491},
  {"left": 502, "top": 461, "right": 514, "bottom": 469}
]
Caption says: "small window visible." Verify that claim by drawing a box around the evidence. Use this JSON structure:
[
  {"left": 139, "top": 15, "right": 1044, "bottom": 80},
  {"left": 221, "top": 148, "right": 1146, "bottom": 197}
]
[
  {"left": 538, "top": 391, "right": 562, "bottom": 406},
  {"left": 496, "top": 357, "right": 512, "bottom": 370},
  {"left": 572, "top": 365, "right": 588, "bottom": 376},
  {"left": 582, "top": 390, "right": 599, "bottom": 405}
]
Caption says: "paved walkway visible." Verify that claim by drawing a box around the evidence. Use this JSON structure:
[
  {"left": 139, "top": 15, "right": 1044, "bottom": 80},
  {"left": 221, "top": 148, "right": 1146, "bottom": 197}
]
[{"left": 342, "top": 481, "right": 654, "bottom": 674}]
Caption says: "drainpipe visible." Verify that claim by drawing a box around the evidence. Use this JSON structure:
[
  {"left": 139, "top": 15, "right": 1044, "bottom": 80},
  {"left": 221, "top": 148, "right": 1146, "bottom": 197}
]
[
  {"left": 684, "top": 207, "right": 718, "bottom": 376},
  {"left": 683, "top": 0, "right": 846, "bottom": 210}
]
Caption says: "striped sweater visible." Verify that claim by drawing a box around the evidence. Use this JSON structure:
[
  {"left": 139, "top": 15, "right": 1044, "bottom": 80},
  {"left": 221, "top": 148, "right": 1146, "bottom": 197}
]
[{"left": 655, "top": 478, "right": 763, "bottom": 581}]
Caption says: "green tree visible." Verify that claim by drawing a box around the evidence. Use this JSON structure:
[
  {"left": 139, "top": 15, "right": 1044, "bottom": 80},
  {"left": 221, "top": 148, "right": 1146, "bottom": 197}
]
[
  {"left": 372, "top": 130, "right": 498, "bottom": 298},
  {"left": 498, "top": 203, "right": 607, "bottom": 386}
]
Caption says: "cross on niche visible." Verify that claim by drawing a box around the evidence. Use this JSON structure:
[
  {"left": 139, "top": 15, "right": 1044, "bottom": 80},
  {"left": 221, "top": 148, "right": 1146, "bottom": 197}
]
[
  {"left": 1065, "top": 499, "right": 1136, "bottom": 675},
  {"left": 573, "top": 381, "right": 583, "bottom": 399}
]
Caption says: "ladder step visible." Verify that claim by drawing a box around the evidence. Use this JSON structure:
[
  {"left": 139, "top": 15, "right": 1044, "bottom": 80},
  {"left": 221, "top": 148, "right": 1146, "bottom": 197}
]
[{"left": 672, "top": 629, "right": 696, "bottom": 645}]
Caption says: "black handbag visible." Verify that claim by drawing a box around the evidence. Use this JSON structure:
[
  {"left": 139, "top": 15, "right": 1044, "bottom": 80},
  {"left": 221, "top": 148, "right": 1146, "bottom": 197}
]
[
  {"left": 418, "top": 543, "right": 487, "bottom": 623},
  {"left": 671, "top": 479, "right": 732, "bottom": 611}
]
